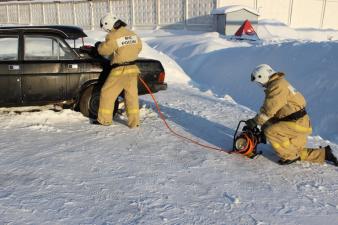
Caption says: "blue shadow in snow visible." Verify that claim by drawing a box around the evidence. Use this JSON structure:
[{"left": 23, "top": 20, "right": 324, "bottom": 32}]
[
  {"left": 141, "top": 99, "right": 279, "bottom": 163},
  {"left": 141, "top": 99, "right": 234, "bottom": 151}
]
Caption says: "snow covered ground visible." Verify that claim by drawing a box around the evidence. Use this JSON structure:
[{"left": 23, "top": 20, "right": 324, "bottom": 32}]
[{"left": 1, "top": 21, "right": 338, "bottom": 224}]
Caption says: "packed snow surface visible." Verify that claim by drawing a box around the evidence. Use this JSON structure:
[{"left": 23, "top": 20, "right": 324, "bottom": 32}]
[{"left": 1, "top": 22, "right": 338, "bottom": 224}]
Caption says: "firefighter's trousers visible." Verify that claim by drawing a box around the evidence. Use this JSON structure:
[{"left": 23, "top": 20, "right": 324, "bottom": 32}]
[
  {"left": 98, "top": 66, "right": 140, "bottom": 128},
  {"left": 264, "top": 115, "right": 325, "bottom": 163}
]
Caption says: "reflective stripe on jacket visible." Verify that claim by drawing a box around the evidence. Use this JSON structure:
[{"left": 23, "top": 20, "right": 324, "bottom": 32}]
[{"left": 98, "top": 27, "right": 142, "bottom": 65}]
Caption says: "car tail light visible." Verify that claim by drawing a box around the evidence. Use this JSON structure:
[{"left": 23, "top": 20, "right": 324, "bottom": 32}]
[{"left": 158, "top": 71, "right": 165, "bottom": 83}]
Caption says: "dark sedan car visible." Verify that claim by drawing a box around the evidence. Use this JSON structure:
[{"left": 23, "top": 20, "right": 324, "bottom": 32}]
[{"left": 0, "top": 25, "right": 167, "bottom": 117}]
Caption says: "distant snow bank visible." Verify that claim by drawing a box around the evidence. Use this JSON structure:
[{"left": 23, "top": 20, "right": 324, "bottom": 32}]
[{"left": 258, "top": 19, "right": 338, "bottom": 42}]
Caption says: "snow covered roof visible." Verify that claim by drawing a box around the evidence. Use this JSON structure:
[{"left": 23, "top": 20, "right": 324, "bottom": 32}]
[{"left": 211, "top": 5, "right": 260, "bottom": 16}]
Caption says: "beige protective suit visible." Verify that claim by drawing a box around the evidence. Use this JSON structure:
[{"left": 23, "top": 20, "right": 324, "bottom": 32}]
[
  {"left": 254, "top": 73, "right": 325, "bottom": 163},
  {"left": 97, "top": 26, "right": 142, "bottom": 128}
]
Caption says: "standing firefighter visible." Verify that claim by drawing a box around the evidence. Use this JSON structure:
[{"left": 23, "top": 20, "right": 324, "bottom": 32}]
[
  {"left": 95, "top": 14, "right": 142, "bottom": 128},
  {"left": 246, "top": 64, "right": 338, "bottom": 166}
]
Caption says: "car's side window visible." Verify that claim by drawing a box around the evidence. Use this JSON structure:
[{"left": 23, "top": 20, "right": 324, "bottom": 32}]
[
  {"left": 0, "top": 36, "right": 18, "bottom": 61},
  {"left": 24, "top": 36, "right": 74, "bottom": 60}
]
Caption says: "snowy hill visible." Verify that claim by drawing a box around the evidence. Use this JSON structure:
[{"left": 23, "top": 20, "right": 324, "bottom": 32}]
[
  {"left": 144, "top": 23, "right": 338, "bottom": 143},
  {"left": 1, "top": 22, "right": 338, "bottom": 224}
]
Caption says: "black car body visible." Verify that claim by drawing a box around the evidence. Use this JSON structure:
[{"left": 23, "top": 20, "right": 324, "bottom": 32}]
[{"left": 0, "top": 25, "right": 167, "bottom": 117}]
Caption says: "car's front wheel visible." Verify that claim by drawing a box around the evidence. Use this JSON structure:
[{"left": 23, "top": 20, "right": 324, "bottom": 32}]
[{"left": 79, "top": 85, "right": 118, "bottom": 118}]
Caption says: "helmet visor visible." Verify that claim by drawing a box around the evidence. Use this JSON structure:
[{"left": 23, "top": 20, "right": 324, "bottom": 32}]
[{"left": 251, "top": 73, "right": 255, "bottom": 81}]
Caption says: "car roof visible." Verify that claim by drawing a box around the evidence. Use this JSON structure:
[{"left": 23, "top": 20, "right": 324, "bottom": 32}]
[{"left": 0, "top": 25, "right": 87, "bottom": 39}]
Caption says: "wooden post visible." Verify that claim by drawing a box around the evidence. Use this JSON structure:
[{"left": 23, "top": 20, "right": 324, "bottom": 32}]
[
  {"left": 73, "top": 2, "right": 77, "bottom": 26},
  {"left": 89, "top": 1, "right": 94, "bottom": 30},
  {"left": 106, "top": 0, "right": 110, "bottom": 12},
  {"left": 288, "top": 0, "right": 294, "bottom": 26},
  {"left": 56, "top": 2, "right": 61, "bottom": 25},
  {"left": 130, "top": 0, "right": 135, "bottom": 29},
  {"left": 42, "top": 3, "right": 46, "bottom": 25},
  {"left": 17, "top": 4, "right": 20, "bottom": 24},
  {"left": 6, "top": 5, "right": 9, "bottom": 24},
  {"left": 184, "top": 0, "right": 189, "bottom": 28},
  {"left": 29, "top": 4, "right": 32, "bottom": 25},
  {"left": 320, "top": 0, "right": 327, "bottom": 28},
  {"left": 156, "top": 0, "right": 160, "bottom": 28}
]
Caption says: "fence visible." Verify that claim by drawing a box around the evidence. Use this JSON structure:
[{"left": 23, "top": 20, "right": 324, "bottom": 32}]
[
  {"left": 0, "top": 0, "right": 217, "bottom": 31},
  {"left": 0, "top": 0, "right": 337, "bottom": 30}
]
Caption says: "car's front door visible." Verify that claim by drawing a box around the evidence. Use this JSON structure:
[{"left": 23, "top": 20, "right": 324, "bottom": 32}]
[
  {"left": 0, "top": 35, "right": 21, "bottom": 105},
  {"left": 22, "top": 35, "right": 77, "bottom": 103}
]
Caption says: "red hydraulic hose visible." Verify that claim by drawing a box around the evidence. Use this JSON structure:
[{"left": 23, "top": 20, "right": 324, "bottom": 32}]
[{"left": 138, "top": 76, "right": 231, "bottom": 154}]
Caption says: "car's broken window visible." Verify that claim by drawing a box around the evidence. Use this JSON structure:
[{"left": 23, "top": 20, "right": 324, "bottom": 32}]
[
  {"left": 24, "top": 36, "right": 74, "bottom": 60},
  {"left": 0, "top": 36, "right": 18, "bottom": 61}
]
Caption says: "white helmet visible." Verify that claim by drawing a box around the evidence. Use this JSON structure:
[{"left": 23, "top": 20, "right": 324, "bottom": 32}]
[
  {"left": 251, "top": 64, "right": 276, "bottom": 85},
  {"left": 100, "top": 13, "right": 119, "bottom": 32}
]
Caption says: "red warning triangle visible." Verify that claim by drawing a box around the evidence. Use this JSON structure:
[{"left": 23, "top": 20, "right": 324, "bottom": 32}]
[{"left": 234, "top": 20, "right": 259, "bottom": 39}]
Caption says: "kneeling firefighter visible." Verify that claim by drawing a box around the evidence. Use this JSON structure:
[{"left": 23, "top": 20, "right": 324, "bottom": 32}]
[
  {"left": 95, "top": 13, "right": 142, "bottom": 128},
  {"left": 245, "top": 64, "right": 338, "bottom": 166}
]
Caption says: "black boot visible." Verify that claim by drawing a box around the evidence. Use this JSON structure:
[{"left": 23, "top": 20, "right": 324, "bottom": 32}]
[
  {"left": 278, "top": 157, "right": 300, "bottom": 165},
  {"left": 91, "top": 120, "right": 102, "bottom": 125},
  {"left": 325, "top": 145, "right": 338, "bottom": 166}
]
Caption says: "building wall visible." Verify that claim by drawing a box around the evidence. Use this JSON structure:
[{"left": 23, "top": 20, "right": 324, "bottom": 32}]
[
  {"left": 256, "top": 0, "right": 290, "bottom": 25},
  {"left": 323, "top": 0, "right": 338, "bottom": 29},
  {"left": 218, "top": 0, "right": 338, "bottom": 29},
  {"left": 216, "top": 14, "right": 226, "bottom": 35}
]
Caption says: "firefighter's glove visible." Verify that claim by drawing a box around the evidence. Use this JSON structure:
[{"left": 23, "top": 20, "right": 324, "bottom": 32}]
[
  {"left": 245, "top": 118, "right": 257, "bottom": 129},
  {"left": 94, "top": 41, "right": 101, "bottom": 49},
  {"left": 260, "top": 133, "right": 267, "bottom": 144}
]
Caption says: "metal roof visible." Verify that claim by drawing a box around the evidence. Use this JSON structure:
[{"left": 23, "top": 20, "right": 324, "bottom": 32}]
[{"left": 211, "top": 5, "right": 260, "bottom": 16}]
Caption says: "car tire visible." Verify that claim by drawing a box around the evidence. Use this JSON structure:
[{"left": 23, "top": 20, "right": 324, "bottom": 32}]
[{"left": 79, "top": 85, "right": 118, "bottom": 119}]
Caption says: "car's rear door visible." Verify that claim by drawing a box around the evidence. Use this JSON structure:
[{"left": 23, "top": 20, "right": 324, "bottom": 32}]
[
  {"left": 22, "top": 34, "right": 78, "bottom": 103},
  {"left": 0, "top": 34, "right": 22, "bottom": 105}
]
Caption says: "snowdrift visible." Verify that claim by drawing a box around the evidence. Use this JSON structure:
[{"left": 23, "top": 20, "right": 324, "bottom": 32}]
[{"left": 145, "top": 30, "right": 338, "bottom": 143}]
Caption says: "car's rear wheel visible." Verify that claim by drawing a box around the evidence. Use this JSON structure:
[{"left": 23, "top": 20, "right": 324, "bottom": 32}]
[{"left": 79, "top": 85, "right": 118, "bottom": 118}]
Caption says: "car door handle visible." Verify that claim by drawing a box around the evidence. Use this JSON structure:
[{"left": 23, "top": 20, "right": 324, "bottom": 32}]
[
  {"left": 8, "top": 65, "right": 20, "bottom": 70},
  {"left": 68, "top": 64, "right": 78, "bottom": 69}
]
